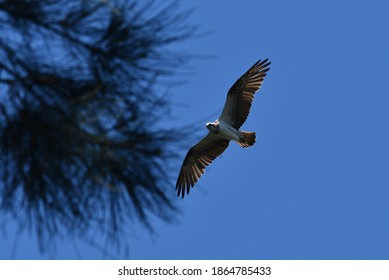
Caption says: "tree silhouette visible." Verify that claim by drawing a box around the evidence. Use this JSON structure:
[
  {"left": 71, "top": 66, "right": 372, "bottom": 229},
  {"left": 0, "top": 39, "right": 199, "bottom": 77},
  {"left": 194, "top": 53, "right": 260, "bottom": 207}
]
[{"left": 0, "top": 0, "right": 194, "bottom": 256}]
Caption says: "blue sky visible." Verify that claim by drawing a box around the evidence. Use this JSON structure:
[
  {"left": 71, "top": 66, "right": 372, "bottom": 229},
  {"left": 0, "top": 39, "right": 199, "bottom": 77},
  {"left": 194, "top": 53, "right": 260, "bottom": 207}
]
[{"left": 2, "top": 0, "right": 389, "bottom": 259}]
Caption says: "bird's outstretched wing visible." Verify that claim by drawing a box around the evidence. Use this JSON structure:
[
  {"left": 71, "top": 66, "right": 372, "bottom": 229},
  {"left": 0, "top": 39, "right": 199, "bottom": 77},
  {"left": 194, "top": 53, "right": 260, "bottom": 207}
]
[
  {"left": 176, "top": 134, "right": 230, "bottom": 198},
  {"left": 219, "top": 59, "right": 271, "bottom": 129}
]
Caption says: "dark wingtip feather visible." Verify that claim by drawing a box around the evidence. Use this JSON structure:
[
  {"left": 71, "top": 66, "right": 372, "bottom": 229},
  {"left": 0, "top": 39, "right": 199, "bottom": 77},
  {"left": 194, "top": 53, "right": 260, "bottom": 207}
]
[{"left": 251, "top": 58, "right": 271, "bottom": 73}]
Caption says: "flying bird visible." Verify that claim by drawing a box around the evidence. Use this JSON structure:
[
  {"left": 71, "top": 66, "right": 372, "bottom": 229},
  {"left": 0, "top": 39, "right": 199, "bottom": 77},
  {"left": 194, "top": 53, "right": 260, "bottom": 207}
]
[{"left": 176, "top": 59, "right": 271, "bottom": 198}]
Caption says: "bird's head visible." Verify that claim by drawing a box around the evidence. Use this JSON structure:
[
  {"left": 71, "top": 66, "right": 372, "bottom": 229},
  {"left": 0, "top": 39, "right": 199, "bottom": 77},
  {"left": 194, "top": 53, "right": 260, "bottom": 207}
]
[{"left": 206, "top": 121, "right": 219, "bottom": 132}]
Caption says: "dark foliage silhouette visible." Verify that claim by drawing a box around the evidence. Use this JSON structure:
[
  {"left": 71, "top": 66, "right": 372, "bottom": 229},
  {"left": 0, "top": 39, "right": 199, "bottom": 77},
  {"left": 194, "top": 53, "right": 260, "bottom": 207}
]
[{"left": 0, "top": 0, "right": 194, "bottom": 256}]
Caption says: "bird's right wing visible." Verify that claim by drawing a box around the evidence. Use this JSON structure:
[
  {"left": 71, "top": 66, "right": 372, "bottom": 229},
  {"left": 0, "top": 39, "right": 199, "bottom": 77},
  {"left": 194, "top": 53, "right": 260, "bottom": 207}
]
[{"left": 176, "top": 134, "right": 230, "bottom": 198}]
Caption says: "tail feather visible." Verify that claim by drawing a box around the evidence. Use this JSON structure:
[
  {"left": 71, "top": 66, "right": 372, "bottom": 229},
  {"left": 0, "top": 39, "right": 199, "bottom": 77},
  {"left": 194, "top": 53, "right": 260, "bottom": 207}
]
[{"left": 237, "top": 131, "right": 256, "bottom": 148}]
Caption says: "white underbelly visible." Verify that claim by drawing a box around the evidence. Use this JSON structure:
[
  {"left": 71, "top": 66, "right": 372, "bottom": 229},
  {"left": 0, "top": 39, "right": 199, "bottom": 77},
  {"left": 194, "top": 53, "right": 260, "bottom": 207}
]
[{"left": 218, "top": 120, "right": 240, "bottom": 141}]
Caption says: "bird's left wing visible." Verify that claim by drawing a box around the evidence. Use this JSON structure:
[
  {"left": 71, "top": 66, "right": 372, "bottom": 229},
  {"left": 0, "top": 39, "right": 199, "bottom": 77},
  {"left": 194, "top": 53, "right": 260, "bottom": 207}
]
[
  {"left": 219, "top": 59, "right": 271, "bottom": 129},
  {"left": 176, "top": 134, "right": 230, "bottom": 198}
]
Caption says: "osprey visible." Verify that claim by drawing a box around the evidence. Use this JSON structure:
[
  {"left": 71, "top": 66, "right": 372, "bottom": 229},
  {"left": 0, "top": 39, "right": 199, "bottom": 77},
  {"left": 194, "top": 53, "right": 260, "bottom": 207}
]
[{"left": 176, "top": 59, "right": 271, "bottom": 198}]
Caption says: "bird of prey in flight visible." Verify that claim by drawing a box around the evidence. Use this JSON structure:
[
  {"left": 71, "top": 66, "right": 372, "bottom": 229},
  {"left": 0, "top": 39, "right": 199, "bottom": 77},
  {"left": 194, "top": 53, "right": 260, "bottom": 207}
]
[{"left": 176, "top": 59, "right": 271, "bottom": 198}]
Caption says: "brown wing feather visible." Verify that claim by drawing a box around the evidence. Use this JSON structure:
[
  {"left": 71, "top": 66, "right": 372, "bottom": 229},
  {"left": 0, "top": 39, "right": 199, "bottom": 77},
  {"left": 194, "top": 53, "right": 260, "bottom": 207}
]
[
  {"left": 176, "top": 134, "right": 230, "bottom": 198},
  {"left": 219, "top": 59, "right": 271, "bottom": 129}
]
